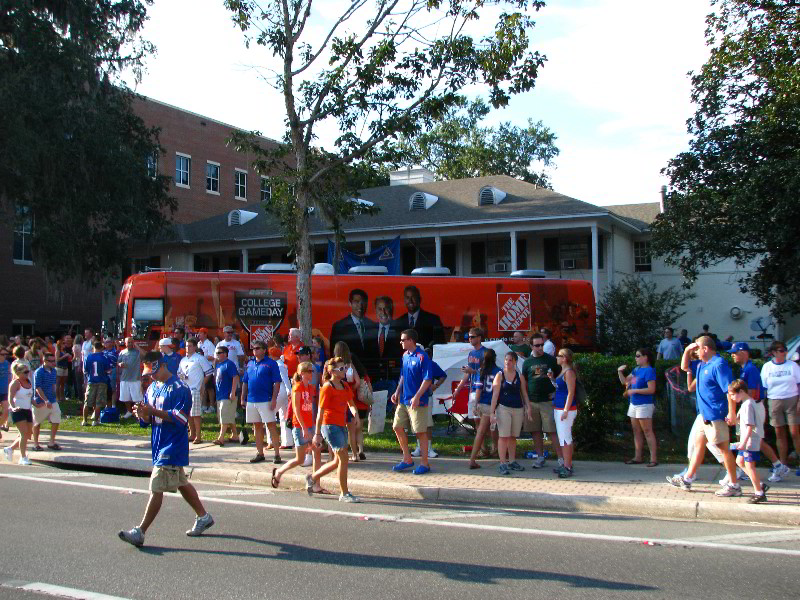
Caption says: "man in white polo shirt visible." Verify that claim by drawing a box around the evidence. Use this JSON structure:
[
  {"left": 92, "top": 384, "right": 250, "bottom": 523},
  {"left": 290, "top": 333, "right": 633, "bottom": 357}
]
[
  {"left": 216, "top": 326, "right": 245, "bottom": 375},
  {"left": 179, "top": 338, "right": 213, "bottom": 444}
]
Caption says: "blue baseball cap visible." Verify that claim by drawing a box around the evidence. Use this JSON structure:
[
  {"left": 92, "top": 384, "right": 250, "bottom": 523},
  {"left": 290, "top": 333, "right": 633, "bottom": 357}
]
[{"left": 730, "top": 342, "right": 750, "bottom": 353}]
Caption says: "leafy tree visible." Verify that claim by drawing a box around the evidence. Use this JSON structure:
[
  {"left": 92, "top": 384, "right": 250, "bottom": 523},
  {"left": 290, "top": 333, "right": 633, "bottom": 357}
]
[
  {"left": 225, "top": 0, "right": 546, "bottom": 340},
  {"left": 0, "top": 0, "right": 174, "bottom": 285},
  {"left": 398, "top": 97, "right": 559, "bottom": 187},
  {"left": 596, "top": 276, "right": 695, "bottom": 356},
  {"left": 652, "top": 0, "right": 800, "bottom": 319}
]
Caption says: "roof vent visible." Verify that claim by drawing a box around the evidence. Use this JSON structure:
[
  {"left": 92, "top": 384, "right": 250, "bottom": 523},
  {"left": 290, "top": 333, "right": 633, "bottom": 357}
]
[
  {"left": 409, "top": 192, "right": 438, "bottom": 211},
  {"left": 254, "top": 263, "right": 296, "bottom": 273},
  {"left": 479, "top": 186, "right": 506, "bottom": 206},
  {"left": 348, "top": 266, "right": 388, "bottom": 275},
  {"left": 311, "top": 263, "right": 335, "bottom": 275},
  {"left": 410, "top": 267, "right": 451, "bottom": 276},
  {"left": 509, "top": 269, "right": 546, "bottom": 278},
  {"left": 228, "top": 209, "right": 259, "bottom": 226}
]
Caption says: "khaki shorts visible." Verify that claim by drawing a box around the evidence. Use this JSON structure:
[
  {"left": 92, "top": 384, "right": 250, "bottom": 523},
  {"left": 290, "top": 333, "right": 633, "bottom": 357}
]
[
  {"left": 768, "top": 396, "right": 799, "bottom": 427},
  {"left": 84, "top": 383, "right": 107, "bottom": 408},
  {"left": 474, "top": 403, "right": 492, "bottom": 419},
  {"left": 150, "top": 466, "right": 189, "bottom": 493},
  {"left": 56, "top": 368, "right": 68, "bottom": 377},
  {"left": 496, "top": 405, "right": 524, "bottom": 438},
  {"left": 218, "top": 399, "right": 237, "bottom": 425},
  {"left": 426, "top": 401, "right": 434, "bottom": 428},
  {"left": 393, "top": 402, "right": 427, "bottom": 434},
  {"left": 33, "top": 402, "right": 62, "bottom": 425},
  {"left": 525, "top": 400, "right": 556, "bottom": 433},
  {"left": 702, "top": 419, "right": 730, "bottom": 445}
]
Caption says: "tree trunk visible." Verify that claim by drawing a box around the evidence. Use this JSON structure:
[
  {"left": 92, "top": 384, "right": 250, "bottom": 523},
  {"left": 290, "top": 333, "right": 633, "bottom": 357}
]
[{"left": 295, "top": 185, "right": 313, "bottom": 345}]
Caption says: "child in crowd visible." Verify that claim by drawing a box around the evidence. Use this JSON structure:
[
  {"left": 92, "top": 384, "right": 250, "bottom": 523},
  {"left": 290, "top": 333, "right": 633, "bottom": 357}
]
[{"left": 728, "top": 379, "right": 769, "bottom": 503}]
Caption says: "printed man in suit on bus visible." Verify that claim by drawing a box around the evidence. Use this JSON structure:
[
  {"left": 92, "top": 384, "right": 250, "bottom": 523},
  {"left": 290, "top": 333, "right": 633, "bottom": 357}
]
[
  {"left": 392, "top": 285, "right": 445, "bottom": 350},
  {"left": 330, "top": 288, "right": 376, "bottom": 359}
]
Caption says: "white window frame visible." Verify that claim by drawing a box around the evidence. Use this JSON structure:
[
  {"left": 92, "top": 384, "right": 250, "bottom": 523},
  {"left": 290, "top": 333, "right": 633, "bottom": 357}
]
[
  {"left": 234, "top": 168, "right": 247, "bottom": 201},
  {"left": 260, "top": 176, "right": 271, "bottom": 202},
  {"left": 12, "top": 320, "right": 35, "bottom": 337},
  {"left": 634, "top": 240, "right": 652, "bottom": 272},
  {"left": 13, "top": 205, "right": 33, "bottom": 265},
  {"left": 206, "top": 161, "right": 220, "bottom": 195},
  {"left": 175, "top": 152, "right": 191, "bottom": 189}
]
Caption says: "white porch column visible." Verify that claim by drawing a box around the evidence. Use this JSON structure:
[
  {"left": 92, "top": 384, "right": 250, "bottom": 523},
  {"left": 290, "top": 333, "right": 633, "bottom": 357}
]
[
  {"left": 242, "top": 248, "right": 249, "bottom": 273},
  {"left": 435, "top": 234, "right": 442, "bottom": 267},
  {"left": 510, "top": 230, "right": 518, "bottom": 272},
  {"left": 608, "top": 226, "right": 615, "bottom": 286},
  {"left": 364, "top": 240, "right": 371, "bottom": 254},
  {"left": 591, "top": 224, "right": 599, "bottom": 300}
]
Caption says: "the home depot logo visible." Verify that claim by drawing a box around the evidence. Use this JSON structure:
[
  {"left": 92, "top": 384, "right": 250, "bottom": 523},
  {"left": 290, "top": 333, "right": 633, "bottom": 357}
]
[{"left": 497, "top": 293, "right": 531, "bottom": 331}]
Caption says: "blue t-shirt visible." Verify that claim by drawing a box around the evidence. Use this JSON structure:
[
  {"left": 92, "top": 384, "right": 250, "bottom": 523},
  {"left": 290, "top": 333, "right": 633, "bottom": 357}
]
[
  {"left": 467, "top": 346, "right": 486, "bottom": 391},
  {"left": 657, "top": 338, "right": 683, "bottom": 360},
  {"left": 630, "top": 366, "right": 656, "bottom": 406},
  {"left": 431, "top": 361, "right": 446, "bottom": 380},
  {"left": 144, "top": 375, "right": 190, "bottom": 467},
  {"left": 553, "top": 370, "right": 578, "bottom": 410},
  {"left": 479, "top": 365, "right": 502, "bottom": 404},
  {"left": 104, "top": 348, "right": 119, "bottom": 384},
  {"left": 401, "top": 346, "right": 433, "bottom": 407},
  {"left": 84, "top": 352, "right": 110, "bottom": 384},
  {"left": 162, "top": 352, "right": 181, "bottom": 377},
  {"left": 242, "top": 357, "right": 281, "bottom": 403},
  {"left": 497, "top": 371, "right": 523, "bottom": 408},
  {"left": 215, "top": 359, "right": 239, "bottom": 400},
  {"left": 33, "top": 366, "right": 57, "bottom": 404},
  {"left": 739, "top": 360, "right": 761, "bottom": 398},
  {"left": 696, "top": 354, "right": 734, "bottom": 421},
  {"left": 0, "top": 359, "right": 9, "bottom": 396}
]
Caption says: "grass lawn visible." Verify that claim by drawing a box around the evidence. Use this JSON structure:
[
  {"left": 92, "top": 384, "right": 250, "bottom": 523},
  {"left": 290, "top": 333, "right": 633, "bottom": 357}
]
[{"left": 48, "top": 397, "right": 702, "bottom": 464}]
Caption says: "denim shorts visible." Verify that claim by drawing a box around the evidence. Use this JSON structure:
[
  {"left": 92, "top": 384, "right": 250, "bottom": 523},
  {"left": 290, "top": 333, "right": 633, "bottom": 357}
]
[
  {"left": 292, "top": 426, "right": 313, "bottom": 447},
  {"left": 321, "top": 424, "right": 348, "bottom": 451},
  {"left": 740, "top": 450, "right": 760, "bottom": 463}
]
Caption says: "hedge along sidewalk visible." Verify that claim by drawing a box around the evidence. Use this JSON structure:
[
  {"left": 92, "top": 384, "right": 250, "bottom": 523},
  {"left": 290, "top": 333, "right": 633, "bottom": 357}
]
[{"left": 18, "top": 430, "right": 800, "bottom": 527}]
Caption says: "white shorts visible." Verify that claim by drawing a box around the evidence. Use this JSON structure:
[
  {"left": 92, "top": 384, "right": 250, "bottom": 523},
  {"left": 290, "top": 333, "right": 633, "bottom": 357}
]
[
  {"left": 688, "top": 413, "right": 724, "bottom": 463},
  {"left": 627, "top": 403, "right": 655, "bottom": 419},
  {"left": 246, "top": 401, "right": 277, "bottom": 424},
  {"left": 189, "top": 389, "right": 204, "bottom": 418},
  {"left": 33, "top": 403, "right": 62, "bottom": 425},
  {"left": 553, "top": 409, "right": 577, "bottom": 446},
  {"left": 119, "top": 381, "right": 144, "bottom": 405},
  {"left": 467, "top": 391, "right": 479, "bottom": 419}
]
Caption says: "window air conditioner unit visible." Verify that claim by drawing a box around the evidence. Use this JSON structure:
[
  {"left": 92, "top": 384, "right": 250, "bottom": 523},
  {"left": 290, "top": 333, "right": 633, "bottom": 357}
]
[
  {"left": 561, "top": 258, "right": 577, "bottom": 270},
  {"left": 489, "top": 262, "right": 508, "bottom": 273}
]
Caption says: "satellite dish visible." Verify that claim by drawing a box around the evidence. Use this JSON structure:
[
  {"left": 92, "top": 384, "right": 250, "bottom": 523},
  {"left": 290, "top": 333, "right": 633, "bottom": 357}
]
[{"left": 729, "top": 306, "right": 743, "bottom": 320}]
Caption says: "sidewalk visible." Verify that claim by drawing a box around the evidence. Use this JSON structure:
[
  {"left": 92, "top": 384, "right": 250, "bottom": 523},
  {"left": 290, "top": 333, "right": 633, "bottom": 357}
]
[{"left": 9, "top": 431, "right": 800, "bottom": 526}]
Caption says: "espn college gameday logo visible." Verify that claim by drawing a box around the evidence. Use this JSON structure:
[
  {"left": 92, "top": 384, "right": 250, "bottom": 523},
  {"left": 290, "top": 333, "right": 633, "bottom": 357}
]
[
  {"left": 235, "top": 289, "right": 288, "bottom": 343},
  {"left": 497, "top": 293, "right": 531, "bottom": 331}
]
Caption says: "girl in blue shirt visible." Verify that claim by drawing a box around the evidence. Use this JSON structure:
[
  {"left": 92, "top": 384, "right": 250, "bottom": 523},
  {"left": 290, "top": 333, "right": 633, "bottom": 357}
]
[
  {"left": 467, "top": 349, "right": 500, "bottom": 469},
  {"left": 617, "top": 347, "right": 657, "bottom": 467}
]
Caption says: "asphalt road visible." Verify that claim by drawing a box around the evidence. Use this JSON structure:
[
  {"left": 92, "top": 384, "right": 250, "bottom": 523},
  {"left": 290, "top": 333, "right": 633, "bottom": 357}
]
[{"left": 1, "top": 462, "right": 798, "bottom": 600}]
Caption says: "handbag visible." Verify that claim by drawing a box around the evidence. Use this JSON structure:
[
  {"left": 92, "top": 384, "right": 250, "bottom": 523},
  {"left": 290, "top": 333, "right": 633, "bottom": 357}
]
[
  {"left": 574, "top": 376, "right": 587, "bottom": 405},
  {"left": 357, "top": 378, "right": 374, "bottom": 406}
]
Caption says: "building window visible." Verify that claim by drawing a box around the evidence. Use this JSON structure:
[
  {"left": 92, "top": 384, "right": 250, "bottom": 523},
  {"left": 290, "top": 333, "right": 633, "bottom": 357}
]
[
  {"left": 146, "top": 151, "right": 158, "bottom": 178},
  {"left": 206, "top": 161, "right": 220, "bottom": 194},
  {"left": 260, "top": 176, "right": 271, "bottom": 202},
  {"left": 235, "top": 169, "right": 247, "bottom": 200},
  {"left": 543, "top": 235, "right": 604, "bottom": 271},
  {"left": 12, "top": 321, "right": 35, "bottom": 337},
  {"left": 634, "top": 240, "right": 652, "bottom": 272},
  {"left": 471, "top": 241, "right": 486, "bottom": 274},
  {"left": 13, "top": 205, "right": 33, "bottom": 264},
  {"left": 175, "top": 153, "right": 191, "bottom": 188}
]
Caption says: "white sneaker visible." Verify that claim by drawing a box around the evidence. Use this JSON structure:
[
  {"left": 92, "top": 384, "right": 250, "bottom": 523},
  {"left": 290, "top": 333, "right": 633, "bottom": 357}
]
[
  {"left": 186, "top": 513, "right": 214, "bottom": 536},
  {"left": 428, "top": 448, "right": 438, "bottom": 459},
  {"left": 558, "top": 457, "right": 565, "bottom": 467},
  {"left": 91, "top": 420, "right": 99, "bottom": 427},
  {"left": 719, "top": 472, "right": 731, "bottom": 486},
  {"left": 302, "top": 455, "right": 313, "bottom": 467},
  {"left": 339, "top": 492, "right": 362, "bottom": 503},
  {"left": 410, "top": 447, "right": 421, "bottom": 457},
  {"left": 3, "top": 446, "right": 12, "bottom": 462},
  {"left": 768, "top": 464, "right": 790, "bottom": 482},
  {"left": 18, "top": 456, "right": 31, "bottom": 466},
  {"left": 121, "top": 411, "right": 134, "bottom": 420},
  {"left": 118, "top": 526, "right": 144, "bottom": 547},
  {"left": 532, "top": 457, "right": 546, "bottom": 469}
]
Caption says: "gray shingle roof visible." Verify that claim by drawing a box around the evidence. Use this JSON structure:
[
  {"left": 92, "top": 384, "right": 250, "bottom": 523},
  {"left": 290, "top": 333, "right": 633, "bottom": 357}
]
[
  {"left": 158, "top": 175, "right": 644, "bottom": 246},
  {"left": 605, "top": 203, "right": 661, "bottom": 230}
]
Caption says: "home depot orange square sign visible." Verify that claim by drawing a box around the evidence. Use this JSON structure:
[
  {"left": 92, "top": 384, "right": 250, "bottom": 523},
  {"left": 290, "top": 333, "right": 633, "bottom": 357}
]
[{"left": 497, "top": 293, "right": 531, "bottom": 331}]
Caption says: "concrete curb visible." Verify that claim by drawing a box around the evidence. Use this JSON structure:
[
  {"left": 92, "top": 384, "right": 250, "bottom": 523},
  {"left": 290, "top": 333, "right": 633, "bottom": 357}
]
[{"left": 26, "top": 454, "right": 800, "bottom": 527}]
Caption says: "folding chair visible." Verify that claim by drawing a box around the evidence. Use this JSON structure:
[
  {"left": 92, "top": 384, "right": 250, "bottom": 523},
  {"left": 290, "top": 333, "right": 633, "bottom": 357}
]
[{"left": 441, "top": 380, "right": 474, "bottom": 434}]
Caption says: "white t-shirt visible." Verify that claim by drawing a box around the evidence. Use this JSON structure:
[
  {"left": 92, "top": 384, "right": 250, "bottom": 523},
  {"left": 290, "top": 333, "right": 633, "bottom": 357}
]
[
  {"left": 543, "top": 340, "right": 556, "bottom": 356},
  {"left": 737, "top": 398, "right": 765, "bottom": 451},
  {"left": 178, "top": 354, "right": 207, "bottom": 392},
  {"left": 275, "top": 357, "right": 291, "bottom": 406},
  {"left": 760, "top": 360, "right": 800, "bottom": 399},
  {"left": 198, "top": 338, "right": 216, "bottom": 360},
  {"left": 81, "top": 340, "right": 94, "bottom": 361},
  {"left": 216, "top": 339, "right": 245, "bottom": 371}
]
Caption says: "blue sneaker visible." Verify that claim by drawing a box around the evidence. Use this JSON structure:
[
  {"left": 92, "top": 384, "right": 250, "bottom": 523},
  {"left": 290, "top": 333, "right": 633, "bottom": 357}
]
[
  {"left": 392, "top": 461, "right": 414, "bottom": 472},
  {"left": 412, "top": 464, "right": 431, "bottom": 475}
]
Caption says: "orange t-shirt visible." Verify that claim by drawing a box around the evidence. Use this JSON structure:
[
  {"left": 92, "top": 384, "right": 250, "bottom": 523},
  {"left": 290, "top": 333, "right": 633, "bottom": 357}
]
[
  {"left": 283, "top": 344, "right": 300, "bottom": 378},
  {"left": 319, "top": 382, "right": 351, "bottom": 427},
  {"left": 291, "top": 380, "right": 315, "bottom": 429}
]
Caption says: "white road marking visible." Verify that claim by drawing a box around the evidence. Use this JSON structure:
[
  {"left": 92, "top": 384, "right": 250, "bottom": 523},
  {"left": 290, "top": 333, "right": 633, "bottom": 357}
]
[
  {"left": 12, "top": 471, "right": 98, "bottom": 478},
  {"left": 1, "top": 579, "right": 131, "bottom": 600},
  {"left": 687, "top": 529, "right": 800, "bottom": 544},
  {"left": 3, "top": 472, "right": 799, "bottom": 558},
  {"left": 194, "top": 489, "right": 274, "bottom": 497}
]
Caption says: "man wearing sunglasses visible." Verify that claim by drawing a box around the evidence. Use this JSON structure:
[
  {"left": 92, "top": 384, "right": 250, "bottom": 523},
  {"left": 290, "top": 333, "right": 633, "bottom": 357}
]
[
  {"left": 32, "top": 352, "right": 61, "bottom": 451},
  {"left": 521, "top": 332, "right": 563, "bottom": 469},
  {"left": 760, "top": 341, "right": 800, "bottom": 470},
  {"left": 241, "top": 341, "right": 282, "bottom": 464}
]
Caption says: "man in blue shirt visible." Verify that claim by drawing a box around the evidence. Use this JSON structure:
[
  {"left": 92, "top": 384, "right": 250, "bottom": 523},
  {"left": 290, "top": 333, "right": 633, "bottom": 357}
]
[
  {"left": 656, "top": 327, "right": 683, "bottom": 361},
  {"left": 212, "top": 345, "right": 240, "bottom": 446},
  {"left": 668, "top": 336, "right": 740, "bottom": 495},
  {"left": 240, "top": 340, "right": 282, "bottom": 464},
  {"left": 391, "top": 329, "right": 434, "bottom": 475},
  {"left": 32, "top": 352, "right": 61, "bottom": 451},
  {"left": 451, "top": 327, "right": 486, "bottom": 425},
  {"left": 411, "top": 350, "right": 448, "bottom": 460},
  {"left": 83, "top": 341, "right": 110, "bottom": 426},
  {"left": 118, "top": 351, "right": 213, "bottom": 547}
]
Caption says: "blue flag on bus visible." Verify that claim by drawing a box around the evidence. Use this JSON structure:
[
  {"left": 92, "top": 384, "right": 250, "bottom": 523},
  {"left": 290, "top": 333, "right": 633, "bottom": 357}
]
[{"left": 327, "top": 236, "right": 401, "bottom": 274}]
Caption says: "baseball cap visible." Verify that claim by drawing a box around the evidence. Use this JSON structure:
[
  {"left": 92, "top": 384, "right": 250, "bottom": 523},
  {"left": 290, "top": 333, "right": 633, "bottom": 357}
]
[
  {"left": 730, "top": 342, "right": 750, "bottom": 353},
  {"left": 157, "top": 337, "right": 173, "bottom": 347},
  {"left": 223, "top": 325, "right": 234, "bottom": 333},
  {"left": 198, "top": 327, "right": 208, "bottom": 334},
  {"left": 297, "top": 346, "right": 312, "bottom": 355}
]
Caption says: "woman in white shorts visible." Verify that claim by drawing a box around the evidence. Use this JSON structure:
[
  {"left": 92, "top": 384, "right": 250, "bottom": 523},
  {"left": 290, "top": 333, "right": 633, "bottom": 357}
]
[
  {"left": 550, "top": 349, "right": 578, "bottom": 478},
  {"left": 760, "top": 340, "right": 800, "bottom": 467},
  {"left": 617, "top": 347, "right": 658, "bottom": 466}
]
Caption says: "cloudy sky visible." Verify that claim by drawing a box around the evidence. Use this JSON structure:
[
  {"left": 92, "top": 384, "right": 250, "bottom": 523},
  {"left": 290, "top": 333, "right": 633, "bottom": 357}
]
[{"left": 124, "top": 0, "right": 712, "bottom": 207}]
